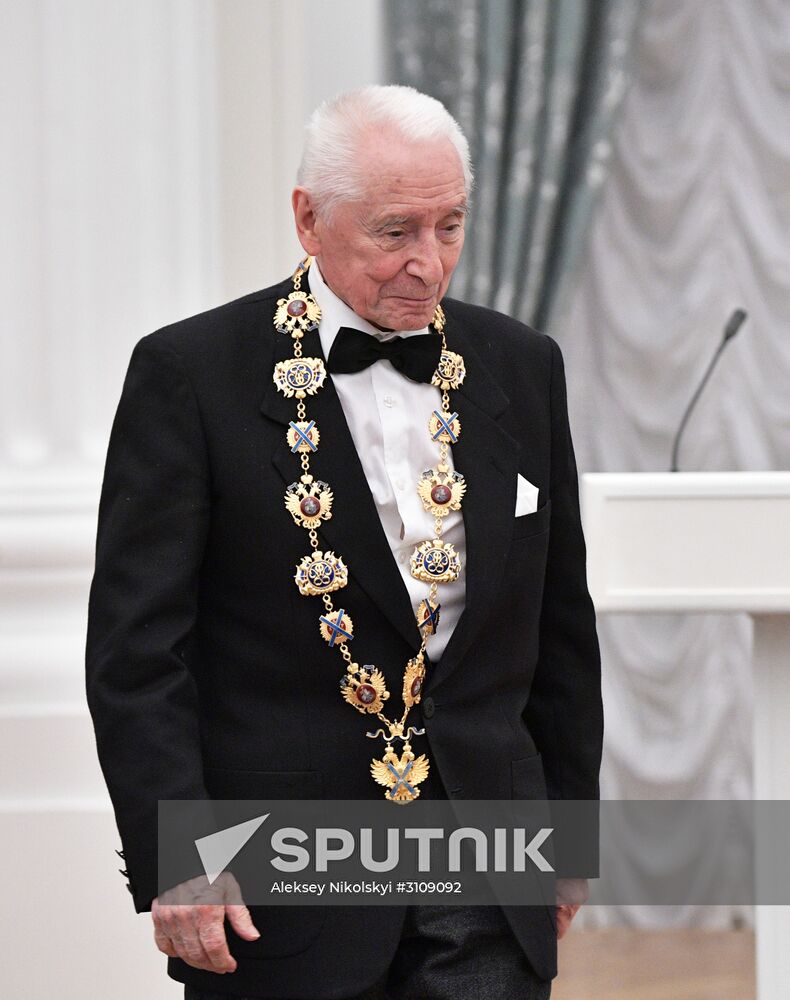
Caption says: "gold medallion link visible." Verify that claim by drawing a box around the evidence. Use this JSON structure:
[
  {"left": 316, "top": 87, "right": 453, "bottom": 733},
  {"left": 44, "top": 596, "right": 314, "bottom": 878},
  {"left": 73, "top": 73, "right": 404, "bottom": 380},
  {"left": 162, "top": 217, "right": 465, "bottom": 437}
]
[{"left": 275, "top": 259, "right": 469, "bottom": 802}]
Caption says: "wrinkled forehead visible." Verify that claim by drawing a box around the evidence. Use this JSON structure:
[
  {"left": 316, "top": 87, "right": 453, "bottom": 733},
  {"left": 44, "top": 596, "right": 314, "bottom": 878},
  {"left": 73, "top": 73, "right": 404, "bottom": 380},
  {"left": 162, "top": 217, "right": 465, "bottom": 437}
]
[{"left": 352, "top": 131, "right": 467, "bottom": 215}]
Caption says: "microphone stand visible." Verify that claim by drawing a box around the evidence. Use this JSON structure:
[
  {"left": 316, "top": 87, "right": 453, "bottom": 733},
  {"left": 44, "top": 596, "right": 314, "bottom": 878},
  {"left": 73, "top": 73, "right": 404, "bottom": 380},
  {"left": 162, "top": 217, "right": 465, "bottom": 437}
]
[{"left": 670, "top": 309, "right": 747, "bottom": 472}]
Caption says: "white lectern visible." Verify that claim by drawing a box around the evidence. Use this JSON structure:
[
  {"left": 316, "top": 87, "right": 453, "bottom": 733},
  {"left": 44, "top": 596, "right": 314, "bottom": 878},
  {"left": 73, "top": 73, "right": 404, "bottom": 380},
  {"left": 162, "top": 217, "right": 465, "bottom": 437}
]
[{"left": 582, "top": 471, "right": 790, "bottom": 1000}]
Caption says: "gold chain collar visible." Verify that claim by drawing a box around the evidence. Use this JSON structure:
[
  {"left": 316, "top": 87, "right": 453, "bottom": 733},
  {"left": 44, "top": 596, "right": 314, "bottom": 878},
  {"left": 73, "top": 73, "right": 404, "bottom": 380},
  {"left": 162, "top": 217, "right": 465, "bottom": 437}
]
[{"left": 271, "top": 257, "right": 467, "bottom": 803}]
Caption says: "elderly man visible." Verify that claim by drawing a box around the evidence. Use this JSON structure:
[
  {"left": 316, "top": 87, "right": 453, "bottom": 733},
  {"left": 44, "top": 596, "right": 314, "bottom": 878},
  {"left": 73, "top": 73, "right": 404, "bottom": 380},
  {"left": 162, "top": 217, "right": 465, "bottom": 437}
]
[{"left": 86, "top": 85, "right": 602, "bottom": 1000}]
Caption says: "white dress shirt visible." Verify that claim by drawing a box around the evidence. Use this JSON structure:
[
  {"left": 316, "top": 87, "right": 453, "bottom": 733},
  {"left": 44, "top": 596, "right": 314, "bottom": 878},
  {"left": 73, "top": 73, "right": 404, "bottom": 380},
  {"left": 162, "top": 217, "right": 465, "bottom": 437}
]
[{"left": 310, "top": 260, "right": 466, "bottom": 661}]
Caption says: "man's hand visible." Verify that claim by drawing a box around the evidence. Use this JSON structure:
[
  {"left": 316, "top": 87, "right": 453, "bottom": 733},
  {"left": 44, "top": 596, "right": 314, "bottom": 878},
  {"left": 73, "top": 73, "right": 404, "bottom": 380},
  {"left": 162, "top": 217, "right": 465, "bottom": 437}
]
[
  {"left": 554, "top": 877, "right": 588, "bottom": 940},
  {"left": 152, "top": 871, "right": 260, "bottom": 973}
]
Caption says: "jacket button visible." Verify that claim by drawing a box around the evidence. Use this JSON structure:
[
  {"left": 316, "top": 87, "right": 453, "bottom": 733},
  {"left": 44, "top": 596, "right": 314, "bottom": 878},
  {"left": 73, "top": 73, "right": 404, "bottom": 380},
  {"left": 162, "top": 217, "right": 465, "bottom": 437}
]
[{"left": 422, "top": 697, "right": 435, "bottom": 719}]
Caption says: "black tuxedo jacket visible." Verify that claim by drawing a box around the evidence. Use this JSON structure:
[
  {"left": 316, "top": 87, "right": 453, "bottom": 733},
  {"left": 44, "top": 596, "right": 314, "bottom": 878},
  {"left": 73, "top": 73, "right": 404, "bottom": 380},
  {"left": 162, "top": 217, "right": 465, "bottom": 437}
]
[{"left": 86, "top": 273, "right": 602, "bottom": 995}]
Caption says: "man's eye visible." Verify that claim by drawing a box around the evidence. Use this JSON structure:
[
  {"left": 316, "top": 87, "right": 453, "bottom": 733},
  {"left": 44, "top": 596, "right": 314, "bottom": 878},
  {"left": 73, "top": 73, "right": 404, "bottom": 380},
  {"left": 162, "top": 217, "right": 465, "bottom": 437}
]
[{"left": 386, "top": 230, "right": 405, "bottom": 239}]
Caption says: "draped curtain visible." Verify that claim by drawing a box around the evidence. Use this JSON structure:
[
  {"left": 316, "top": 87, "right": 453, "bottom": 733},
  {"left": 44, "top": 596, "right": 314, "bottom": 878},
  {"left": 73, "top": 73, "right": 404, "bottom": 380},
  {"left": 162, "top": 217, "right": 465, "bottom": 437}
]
[
  {"left": 557, "top": 0, "right": 790, "bottom": 928},
  {"left": 386, "top": 0, "right": 790, "bottom": 929},
  {"left": 387, "top": 0, "right": 642, "bottom": 330}
]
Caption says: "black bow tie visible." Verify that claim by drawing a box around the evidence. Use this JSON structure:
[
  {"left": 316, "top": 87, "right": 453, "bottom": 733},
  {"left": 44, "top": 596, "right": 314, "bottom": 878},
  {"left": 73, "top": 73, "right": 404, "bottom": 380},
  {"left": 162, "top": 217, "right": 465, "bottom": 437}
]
[{"left": 326, "top": 326, "right": 442, "bottom": 384}]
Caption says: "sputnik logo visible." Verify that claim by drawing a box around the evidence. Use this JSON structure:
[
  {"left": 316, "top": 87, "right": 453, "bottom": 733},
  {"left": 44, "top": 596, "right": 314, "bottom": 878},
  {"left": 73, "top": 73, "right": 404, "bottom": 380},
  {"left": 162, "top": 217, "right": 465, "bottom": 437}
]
[{"left": 195, "top": 814, "right": 270, "bottom": 885}]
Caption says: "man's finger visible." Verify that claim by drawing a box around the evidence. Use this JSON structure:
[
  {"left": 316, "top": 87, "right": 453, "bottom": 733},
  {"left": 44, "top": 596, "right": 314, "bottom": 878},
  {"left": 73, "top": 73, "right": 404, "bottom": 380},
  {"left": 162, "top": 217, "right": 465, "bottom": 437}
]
[
  {"left": 172, "top": 931, "right": 215, "bottom": 971},
  {"left": 196, "top": 908, "right": 238, "bottom": 973},
  {"left": 153, "top": 926, "right": 178, "bottom": 958},
  {"left": 171, "top": 906, "right": 223, "bottom": 972},
  {"left": 226, "top": 903, "right": 261, "bottom": 941},
  {"left": 555, "top": 903, "right": 580, "bottom": 940},
  {"left": 154, "top": 896, "right": 239, "bottom": 973}
]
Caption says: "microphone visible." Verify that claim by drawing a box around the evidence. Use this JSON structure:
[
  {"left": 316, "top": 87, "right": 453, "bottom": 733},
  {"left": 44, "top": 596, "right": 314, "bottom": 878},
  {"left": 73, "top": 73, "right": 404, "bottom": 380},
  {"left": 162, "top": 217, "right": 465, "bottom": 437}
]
[{"left": 670, "top": 309, "right": 747, "bottom": 472}]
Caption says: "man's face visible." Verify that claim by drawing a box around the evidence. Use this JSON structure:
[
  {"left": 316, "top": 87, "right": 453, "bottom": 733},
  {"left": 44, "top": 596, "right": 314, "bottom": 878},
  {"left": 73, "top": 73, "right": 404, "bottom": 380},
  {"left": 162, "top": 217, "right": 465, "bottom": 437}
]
[{"left": 294, "top": 132, "right": 468, "bottom": 331}]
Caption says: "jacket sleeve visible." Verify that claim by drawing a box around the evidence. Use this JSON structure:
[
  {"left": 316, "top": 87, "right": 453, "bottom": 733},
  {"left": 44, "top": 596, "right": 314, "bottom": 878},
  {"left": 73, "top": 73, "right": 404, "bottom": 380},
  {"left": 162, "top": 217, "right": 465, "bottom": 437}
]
[
  {"left": 522, "top": 336, "right": 603, "bottom": 873},
  {"left": 85, "top": 335, "right": 211, "bottom": 912}
]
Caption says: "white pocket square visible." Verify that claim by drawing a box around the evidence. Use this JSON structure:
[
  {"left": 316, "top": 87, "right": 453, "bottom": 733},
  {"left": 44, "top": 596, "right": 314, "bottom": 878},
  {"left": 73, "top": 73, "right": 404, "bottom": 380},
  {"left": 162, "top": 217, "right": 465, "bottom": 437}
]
[{"left": 515, "top": 474, "right": 539, "bottom": 516}]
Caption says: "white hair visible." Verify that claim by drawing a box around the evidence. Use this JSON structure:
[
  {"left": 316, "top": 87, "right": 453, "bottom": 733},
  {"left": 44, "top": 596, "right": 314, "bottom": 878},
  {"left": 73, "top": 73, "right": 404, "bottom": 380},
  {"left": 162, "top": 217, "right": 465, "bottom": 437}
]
[{"left": 296, "top": 85, "right": 473, "bottom": 218}]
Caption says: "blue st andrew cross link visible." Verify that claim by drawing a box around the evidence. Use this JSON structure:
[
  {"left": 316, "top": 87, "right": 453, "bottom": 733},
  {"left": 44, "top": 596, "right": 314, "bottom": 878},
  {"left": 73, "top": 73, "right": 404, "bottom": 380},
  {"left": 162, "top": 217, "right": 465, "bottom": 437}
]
[
  {"left": 431, "top": 410, "right": 459, "bottom": 443},
  {"left": 319, "top": 608, "right": 353, "bottom": 647},
  {"left": 387, "top": 759, "right": 416, "bottom": 798},
  {"left": 421, "top": 601, "right": 441, "bottom": 632},
  {"left": 289, "top": 420, "right": 317, "bottom": 452}
]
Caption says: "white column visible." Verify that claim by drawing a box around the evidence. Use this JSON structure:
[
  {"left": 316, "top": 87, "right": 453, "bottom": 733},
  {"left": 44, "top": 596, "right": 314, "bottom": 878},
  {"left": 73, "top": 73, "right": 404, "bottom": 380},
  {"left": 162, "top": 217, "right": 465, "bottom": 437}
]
[
  {"left": 1, "top": 0, "right": 220, "bottom": 481},
  {"left": 1, "top": 4, "right": 219, "bottom": 999},
  {"left": 1, "top": 2, "right": 383, "bottom": 996}
]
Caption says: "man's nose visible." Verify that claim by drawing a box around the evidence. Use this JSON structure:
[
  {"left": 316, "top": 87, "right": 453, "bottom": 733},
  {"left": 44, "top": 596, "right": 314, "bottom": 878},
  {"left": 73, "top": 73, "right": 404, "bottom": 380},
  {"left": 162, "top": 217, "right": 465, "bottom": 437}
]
[{"left": 405, "top": 232, "right": 444, "bottom": 286}]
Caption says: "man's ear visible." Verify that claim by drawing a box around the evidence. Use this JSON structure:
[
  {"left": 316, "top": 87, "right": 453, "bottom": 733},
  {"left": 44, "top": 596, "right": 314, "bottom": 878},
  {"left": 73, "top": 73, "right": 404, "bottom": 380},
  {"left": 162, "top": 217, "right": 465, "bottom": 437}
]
[{"left": 292, "top": 188, "right": 322, "bottom": 256}]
